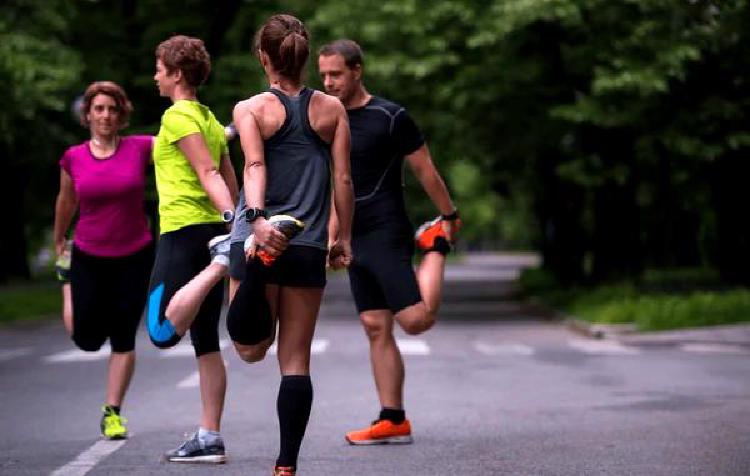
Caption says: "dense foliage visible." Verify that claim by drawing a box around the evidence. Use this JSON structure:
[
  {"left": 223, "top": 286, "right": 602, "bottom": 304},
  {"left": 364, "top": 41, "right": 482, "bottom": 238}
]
[{"left": 2, "top": 0, "right": 748, "bottom": 286}]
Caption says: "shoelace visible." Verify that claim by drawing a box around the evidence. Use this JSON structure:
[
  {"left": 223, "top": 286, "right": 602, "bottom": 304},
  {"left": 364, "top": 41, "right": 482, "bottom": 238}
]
[
  {"left": 179, "top": 433, "right": 200, "bottom": 451},
  {"left": 104, "top": 414, "right": 127, "bottom": 429}
]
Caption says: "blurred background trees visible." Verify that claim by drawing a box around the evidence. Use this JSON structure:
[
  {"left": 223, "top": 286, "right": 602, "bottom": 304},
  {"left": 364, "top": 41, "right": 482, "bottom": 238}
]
[{"left": 2, "top": 0, "right": 749, "bottom": 287}]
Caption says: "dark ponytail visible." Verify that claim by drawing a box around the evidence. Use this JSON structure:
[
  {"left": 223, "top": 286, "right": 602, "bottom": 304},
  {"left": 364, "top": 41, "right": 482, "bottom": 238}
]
[{"left": 256, "top": 14, "right": 309, "bottom": 82}]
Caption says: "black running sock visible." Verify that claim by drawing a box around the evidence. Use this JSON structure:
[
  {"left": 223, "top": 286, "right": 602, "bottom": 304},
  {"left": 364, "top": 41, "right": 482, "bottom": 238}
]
[
  {"left": 379, "top": 407, "right": 405, "bottom": 424},
  {"left": 276, "top": 375, "right": 313, "bottom": 468},
  {"left": 428, "top": 236, "right": 451, "bottom": 256},
  {"left": 104, "top": 405, "right": 121, "bottom": 415}
]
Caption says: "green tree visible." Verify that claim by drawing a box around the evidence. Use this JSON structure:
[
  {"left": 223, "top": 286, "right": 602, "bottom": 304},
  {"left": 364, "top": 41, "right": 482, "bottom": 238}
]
[{"left": 0, "top": 0, "right": 82, "bottom": 281}]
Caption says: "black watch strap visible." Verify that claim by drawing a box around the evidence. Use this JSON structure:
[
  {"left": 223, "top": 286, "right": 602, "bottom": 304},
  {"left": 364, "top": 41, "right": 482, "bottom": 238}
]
[
  {"left": 245, "top": 207, "right": 268, "bottom": 223},
  {"left": 441, "top": 209, "right": 459, "bottom": 221}
]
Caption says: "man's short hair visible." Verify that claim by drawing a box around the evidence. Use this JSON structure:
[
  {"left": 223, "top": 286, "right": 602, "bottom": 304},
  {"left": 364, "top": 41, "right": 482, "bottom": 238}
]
[{"left": 318, "top": 39, "right": 363, "bottom": 69}]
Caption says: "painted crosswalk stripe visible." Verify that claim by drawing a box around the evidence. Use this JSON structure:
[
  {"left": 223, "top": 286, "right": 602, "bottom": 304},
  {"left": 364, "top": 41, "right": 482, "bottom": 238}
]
[
  {"left": 568, "top": 340, "right": 640, "bottom": 355},
  {"left": 268, "top": 339, "right": 329, "bottom": 356},
  {"left": 44, "top": 348, "right": 109, "bottom": 363},
  {"left": 50, "top": 439, "right": 126, "bottom": 476},
  {"left": 160, "top": 339, "right": 230, "bottom": 358},
  {"left": 397, "top": 339, "right": 430, "bottom": 355},
  {"left": 681, "top": 343, "right": 750, "bottom": 355},
  {"left": 474, "top": 342, "right": 535, "bottom": 356},
  {"left": 0, "top": 347, "right": 32, "bottom": 362},
  {"left": 177, "top": 371, "right": 200, "bottom": 389}
]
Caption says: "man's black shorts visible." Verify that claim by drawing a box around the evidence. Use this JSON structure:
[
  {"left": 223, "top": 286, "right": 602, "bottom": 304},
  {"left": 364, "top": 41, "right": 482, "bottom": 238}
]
[{"left": 347, "top": 230, "right": 421, "bottom": 314}]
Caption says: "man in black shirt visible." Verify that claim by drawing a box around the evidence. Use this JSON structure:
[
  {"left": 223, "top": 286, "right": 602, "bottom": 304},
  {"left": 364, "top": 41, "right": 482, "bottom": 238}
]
[{"left": 320, "top": 39, "right": 460, "bottom": 445}]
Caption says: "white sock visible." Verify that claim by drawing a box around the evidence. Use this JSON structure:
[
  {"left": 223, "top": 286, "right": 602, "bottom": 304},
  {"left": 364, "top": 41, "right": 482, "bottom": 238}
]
[
  {"left": 198, "top": 427, "right": 222, "bottom": 446},
  {"left": 211, "top": 255, "right": 229, "bottom": 267}
]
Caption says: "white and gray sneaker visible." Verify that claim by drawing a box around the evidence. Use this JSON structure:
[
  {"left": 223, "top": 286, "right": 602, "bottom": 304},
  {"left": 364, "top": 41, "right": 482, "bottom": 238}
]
[
  {"left": 163, "top": 432, "right": 226, "bottom": 464},
  {"left": 207, "top": 234, "right": 231, "bottom": 267}
]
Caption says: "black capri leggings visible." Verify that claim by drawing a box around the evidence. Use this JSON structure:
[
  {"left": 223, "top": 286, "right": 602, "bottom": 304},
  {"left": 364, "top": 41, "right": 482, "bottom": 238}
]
[
  {"left": 146, "top": 223, "right": 225, "bottom": 357},
  {"left": 70, "top": 242, "right": 154, "bottom": 353}
]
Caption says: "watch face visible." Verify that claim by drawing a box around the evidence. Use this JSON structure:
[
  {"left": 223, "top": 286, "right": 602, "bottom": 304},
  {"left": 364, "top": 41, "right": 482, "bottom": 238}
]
[{"left": 246, "top": 208, "right": 265, "bottom": 223}]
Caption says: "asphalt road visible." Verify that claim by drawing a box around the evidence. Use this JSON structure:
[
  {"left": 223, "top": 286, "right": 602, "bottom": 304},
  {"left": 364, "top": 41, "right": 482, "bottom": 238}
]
[{"left": 1, "top": 253, "right": 749, "bottom": 475}]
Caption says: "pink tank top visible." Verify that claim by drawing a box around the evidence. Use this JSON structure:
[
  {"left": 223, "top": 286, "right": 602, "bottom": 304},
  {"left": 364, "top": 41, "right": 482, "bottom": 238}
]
[{"left": 60, "top": 135, "right": 153, "bottom": 257}]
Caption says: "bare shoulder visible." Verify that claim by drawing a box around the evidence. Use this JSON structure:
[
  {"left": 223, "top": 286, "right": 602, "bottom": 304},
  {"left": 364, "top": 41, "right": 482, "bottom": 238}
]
[
  {"left": 234, "top": 93, "right": 276, "bottom": 118},
  {"left": 311, "top": 90, "right": 345, "bottom": 115}
]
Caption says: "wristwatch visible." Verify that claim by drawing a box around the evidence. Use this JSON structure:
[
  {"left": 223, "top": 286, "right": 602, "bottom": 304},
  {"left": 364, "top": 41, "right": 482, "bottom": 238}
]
[
  {"left": 245, "top": 207, "right": 268, "bottom": 223},
  {"left": 221, "top": 209, "right": 235, "bottom": 223},
  {"left": 441, "top": 209, "right": 460, "bottom": 221}
]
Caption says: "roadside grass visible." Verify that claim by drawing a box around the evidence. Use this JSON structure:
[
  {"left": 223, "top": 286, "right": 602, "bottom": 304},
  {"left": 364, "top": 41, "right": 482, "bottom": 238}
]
[
  {"left": 0, "top": 281, "right": 61, "bottom": 324},
  {"left": 520, "top": 267, "right": 750, "bottom": 331}
]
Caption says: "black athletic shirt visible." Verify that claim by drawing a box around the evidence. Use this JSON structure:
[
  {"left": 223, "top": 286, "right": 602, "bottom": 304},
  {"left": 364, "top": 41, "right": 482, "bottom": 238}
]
[
  {"left": 347, "top": 96, "right": 424, "bottom": 236},
  {"left": 263, "top": 87, "right": 331, "bottom": 250}
]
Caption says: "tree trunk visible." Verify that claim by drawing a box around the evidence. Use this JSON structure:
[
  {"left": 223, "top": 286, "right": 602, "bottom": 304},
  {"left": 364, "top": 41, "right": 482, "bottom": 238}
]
[
  {"left": 712, "top": 152, "right": 750, "bottom": 285},
  {"left": 0, "top": 155, "right": 30, "bottom": 282}
]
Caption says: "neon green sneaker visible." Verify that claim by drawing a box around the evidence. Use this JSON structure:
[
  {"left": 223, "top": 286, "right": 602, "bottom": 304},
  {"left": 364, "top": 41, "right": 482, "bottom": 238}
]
[
  {"left": 55, "top": 241, "right": 72, "bottom": 283},
  {"left": 100, "top": 406, "right": 128, "bottom": 440}
]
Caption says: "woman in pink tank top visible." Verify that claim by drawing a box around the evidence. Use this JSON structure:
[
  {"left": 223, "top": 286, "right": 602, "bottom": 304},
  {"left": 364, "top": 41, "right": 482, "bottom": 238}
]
[{"left": 52, "top": 81, "right": 155, "bottom": 440}]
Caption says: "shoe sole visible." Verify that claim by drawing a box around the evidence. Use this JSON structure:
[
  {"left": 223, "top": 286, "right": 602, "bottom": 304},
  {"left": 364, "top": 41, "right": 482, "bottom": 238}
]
[
  {"left": 346, "top": 435, "right": 413, "bottom": 445},
  {"left": 102, "top": 434, "right": 127, "bottom": 440},
  {"left": 208, "top": 234, "right": 231, "bottom": 250},
  {"left": 165, "top": 455, "right": 227, "bottom": 464}
]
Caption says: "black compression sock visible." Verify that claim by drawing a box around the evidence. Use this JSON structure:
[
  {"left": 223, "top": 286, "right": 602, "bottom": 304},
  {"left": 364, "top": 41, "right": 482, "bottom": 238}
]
[
  {"left": 379, "top": 407, "right": 405, "bottom": 424},
  {"left": 276, "top": 375, "right": 313, "bottom": 468}
]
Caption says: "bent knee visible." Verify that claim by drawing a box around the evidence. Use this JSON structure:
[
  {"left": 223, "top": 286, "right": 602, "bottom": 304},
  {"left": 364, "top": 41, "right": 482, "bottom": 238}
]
[
  {"left": 72, "top": 335, "right": 106, "bottom": 352},
  {"left": 234, "top": 342, "right": 270, "bottom": 363},
  {"left": 397, "top": 306, "right": 435, "bottom": 335},
  {"left": 359, "top": 314, "right": 391, "bottom": 340},
  {"left": 150, "top": 333, "right": 181, "bottom": 349}
]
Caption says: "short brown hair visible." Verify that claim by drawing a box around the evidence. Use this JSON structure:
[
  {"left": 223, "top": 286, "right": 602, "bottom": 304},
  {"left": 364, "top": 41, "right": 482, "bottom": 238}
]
[
  {"left": 319, "top": 39, "right": 364, "bottom": 69},
  {"left": 156, "top": 35, "right": 211, "bottom": 88},
  {"left": 255, "top": 14, "right": 309, "bottom": 82},
  {"left": 79, "top": 81, "right": 133, "bottom": 129}
]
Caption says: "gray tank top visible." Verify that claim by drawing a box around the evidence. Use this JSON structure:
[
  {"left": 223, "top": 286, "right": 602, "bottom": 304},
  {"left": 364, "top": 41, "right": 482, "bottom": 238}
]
[
  {"left": 261, "top": 87, "right": 331, "bottom": 249},
  {"left": 230, "top": 186, "right": 250, "bottom": 244}
]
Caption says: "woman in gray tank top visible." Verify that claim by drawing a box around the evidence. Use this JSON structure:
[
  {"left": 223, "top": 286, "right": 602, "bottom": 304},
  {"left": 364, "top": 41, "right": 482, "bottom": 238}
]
[{"left": 226, "top": 14, "right": 354, "bottom": 476}]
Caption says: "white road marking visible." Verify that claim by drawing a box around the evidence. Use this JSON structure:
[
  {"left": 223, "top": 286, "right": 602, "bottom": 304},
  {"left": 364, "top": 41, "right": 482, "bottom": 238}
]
[
  {"left": 396, "top": 339, "right": 430, "bottom": 355},
  {"left": 177, "top": 359, "right": 230, "bottom": 389},
  {"left": 177, "top": 371, "right": 200, "bottom": 389},
  {"left": 44, "top": 348, "right": 109, "bottom": 363},
  {"left": 474, "top": 342, "right": 535, "bottom": 356},
  {"left": 160, "top": 339, "right": 230, "bottom": 358},
  {"left": 681, "top": 343, "right": 750, "bottom": 355},
  {"left": 568, "top": 339, "right": 641, "bottom": 355},
  {"left": 268, "top": 339, "right": 329, "bottom": 356},
  {"left": 0, "top": 347, "right": 33, "bottom": 362},
  {"left": 50, "top": 439, "right": 126, "bottom": 476}
]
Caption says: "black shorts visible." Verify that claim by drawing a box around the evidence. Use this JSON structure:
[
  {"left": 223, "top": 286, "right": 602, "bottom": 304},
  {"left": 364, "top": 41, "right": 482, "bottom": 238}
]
[
  {"left": 229, "top": 241, "right": 246, "bottom": 281},
  {"left": 226, "top": 245, "right": 326, "bottom": 345},
  {"left": 263, "top": 245, "right": 327, "bottom": 288},
  {"left": 146, "top": 223, "right": 225, "bottom": 356},
  {"left": 70, "top": 242, "right": 154, "bottom": 353},
  {"left": 348, "top": 230, "right": 421, "bottom": 314}
]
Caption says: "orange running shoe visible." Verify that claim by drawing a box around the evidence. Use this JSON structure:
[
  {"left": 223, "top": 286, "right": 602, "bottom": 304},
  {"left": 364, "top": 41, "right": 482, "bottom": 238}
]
[
  {"left": 273, "top": 466, "right": 295, "bottom": 476},
  {"left": 415, "top": 217, "right": 459, "bottom": 253},
  {"left": 245, "top": 215, "right": 305, "bottom": 266},
  {"left": 345, "top": 419, "right": 413, "bottom": 445}
]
